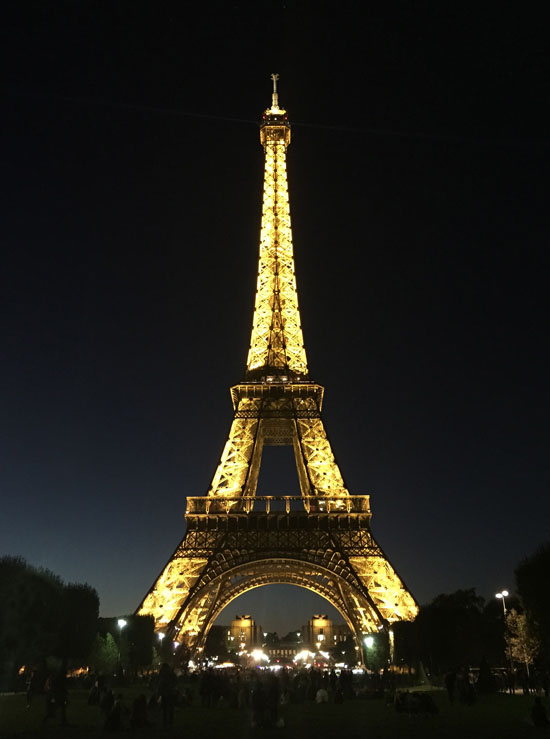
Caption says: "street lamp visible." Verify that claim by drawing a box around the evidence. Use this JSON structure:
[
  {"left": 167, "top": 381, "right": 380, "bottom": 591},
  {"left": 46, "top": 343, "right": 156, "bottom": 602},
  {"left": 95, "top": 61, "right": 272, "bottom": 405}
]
[
  {"left": 495, "top": 590, "right": 509, "bottom": 616},
  {"left": 363, "top": 635, "right": 374, "bottom": 671},
  {"left": 117, "top": 619, "right": 127, "bottom": 676},
  {"left": 496, "top": 590, "right": 513, "bottom": 694}
]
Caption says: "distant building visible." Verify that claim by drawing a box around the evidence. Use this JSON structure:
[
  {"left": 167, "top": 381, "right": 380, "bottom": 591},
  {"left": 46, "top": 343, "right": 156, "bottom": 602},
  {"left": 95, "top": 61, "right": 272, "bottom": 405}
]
[
  {"left": 302, "top": 615, "right": 350, "bottom": 651},
  {"left": 218, "top": 613, "right": 351, "bottom": 658},
  {"left": 267, "top": 639, "right": 300, "bottom": 662},
  {"left": 226, "top": 615, "right": 261, "bottom": 651},
  {"left": 265, "top": 616, "right": 352, "bottom": 660}
]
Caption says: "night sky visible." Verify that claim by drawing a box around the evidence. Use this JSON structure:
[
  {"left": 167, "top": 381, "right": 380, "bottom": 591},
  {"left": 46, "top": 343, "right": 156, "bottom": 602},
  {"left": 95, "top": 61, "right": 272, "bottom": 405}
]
[{"left": 3, "top": 3, "right": 549, "bottom": 635}]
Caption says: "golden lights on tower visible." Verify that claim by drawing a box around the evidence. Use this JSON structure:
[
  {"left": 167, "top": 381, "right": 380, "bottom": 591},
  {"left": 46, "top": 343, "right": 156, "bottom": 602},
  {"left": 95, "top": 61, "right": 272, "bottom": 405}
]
[
  {"left": 247, "top": 72, "right": 307, "bottom": 377},
  {"left": 137, "top": 76, "right": 418, "bottom": 654}
]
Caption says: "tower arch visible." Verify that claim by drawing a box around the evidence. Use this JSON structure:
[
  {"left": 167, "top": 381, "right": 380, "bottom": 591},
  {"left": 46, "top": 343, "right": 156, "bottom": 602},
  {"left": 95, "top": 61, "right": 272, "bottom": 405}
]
[{"left": 183, "top": 557, "right": 364, "bottom": 652}]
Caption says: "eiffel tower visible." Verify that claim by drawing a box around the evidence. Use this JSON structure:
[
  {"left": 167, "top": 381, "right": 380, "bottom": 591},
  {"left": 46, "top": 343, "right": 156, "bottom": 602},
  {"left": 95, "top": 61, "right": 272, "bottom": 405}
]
[{"left": 138, "top": 76, "right": 418, "bottom": 656}]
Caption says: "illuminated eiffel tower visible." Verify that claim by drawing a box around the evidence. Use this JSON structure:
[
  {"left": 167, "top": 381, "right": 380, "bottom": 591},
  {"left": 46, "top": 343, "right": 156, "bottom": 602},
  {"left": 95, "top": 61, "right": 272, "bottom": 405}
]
[{"left": 138, "top": 76, "right": 418, "bottom": 656}]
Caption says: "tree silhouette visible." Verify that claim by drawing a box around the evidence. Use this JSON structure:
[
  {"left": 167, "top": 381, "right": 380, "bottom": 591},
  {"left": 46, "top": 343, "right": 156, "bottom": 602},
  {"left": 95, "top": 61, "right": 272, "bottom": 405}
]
[
  {"left": 88, "top": 633, "right": 118, "bottom": 675},
  {"left": 416, "top": 589, "right": 485, "bottom": 673},
  {"left": 0, "top": 556, "right": 98, "bottom": 689},
  {"left": 516, "top": 542, "right": 550, "bottom": 664},
  {"left": 505, "top": 609, "right": 540, "bottom": 677}
]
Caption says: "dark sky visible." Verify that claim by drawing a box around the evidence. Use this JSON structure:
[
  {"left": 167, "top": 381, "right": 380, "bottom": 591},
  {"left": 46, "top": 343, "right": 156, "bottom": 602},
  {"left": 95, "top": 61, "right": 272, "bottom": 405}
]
[{"left": 2, "top": 2, "right": 549, "bottom": 635}]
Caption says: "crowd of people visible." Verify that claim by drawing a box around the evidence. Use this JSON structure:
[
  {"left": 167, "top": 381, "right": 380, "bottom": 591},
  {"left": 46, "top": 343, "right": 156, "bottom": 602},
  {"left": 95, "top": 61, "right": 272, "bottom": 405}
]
[
  {"left": 62, "top": 664, "right": 395, "bottom": 730},
  {"left": 20, "top": 662, "right": 550, "bottom": 731},
  {"left": 84, "top": 664, "right": 360, "bottom": 730}
]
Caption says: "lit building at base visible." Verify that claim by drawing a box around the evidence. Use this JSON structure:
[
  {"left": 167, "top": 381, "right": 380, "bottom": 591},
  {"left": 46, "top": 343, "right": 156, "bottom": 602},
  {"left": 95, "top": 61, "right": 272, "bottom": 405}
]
[
  {"left": 226, "top": 615, "right": 261, "bottom": 652},
  {"left": 303, "top": 615, "right": 351, "bottom": 652}
]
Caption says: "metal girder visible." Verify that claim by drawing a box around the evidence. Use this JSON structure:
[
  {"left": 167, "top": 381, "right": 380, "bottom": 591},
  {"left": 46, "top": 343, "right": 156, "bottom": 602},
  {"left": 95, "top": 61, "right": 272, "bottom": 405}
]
[{"left": 206, "top": 391, "right": 350, "bottom": 499}]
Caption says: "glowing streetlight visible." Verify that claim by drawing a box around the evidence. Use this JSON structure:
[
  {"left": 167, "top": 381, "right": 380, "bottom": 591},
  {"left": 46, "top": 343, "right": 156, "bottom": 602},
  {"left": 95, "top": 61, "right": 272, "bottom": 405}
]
[
  {"left": 251, "top": 649, "right": 268, "bottom": 663},
  {"left": 495, "top": 590, "right": 509, "bottom": 615},
  {"left": 496, "top": 590, "right": 514, "bottom": 694},
  {"left": 362, "top": 635, "right": 375, "bottom": 671},
  {"left": 117, "top": 619, "right": 127, "bottom": 672}
]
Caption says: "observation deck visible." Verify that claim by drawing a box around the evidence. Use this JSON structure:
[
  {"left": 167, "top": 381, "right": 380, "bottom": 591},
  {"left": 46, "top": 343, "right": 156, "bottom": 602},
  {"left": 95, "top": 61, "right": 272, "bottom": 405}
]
[
  {"left": 184, "top": 495, "right": 372, "bottom": 533},
  {"left": 231, "top": 380, "right": 324, "bottom": 410}
]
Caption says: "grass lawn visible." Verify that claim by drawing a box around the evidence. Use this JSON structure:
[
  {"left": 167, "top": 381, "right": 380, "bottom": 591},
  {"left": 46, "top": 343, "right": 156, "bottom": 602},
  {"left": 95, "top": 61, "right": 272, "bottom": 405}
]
[{"left": 0, "top": 688, "right": 546, "bottom": 738}]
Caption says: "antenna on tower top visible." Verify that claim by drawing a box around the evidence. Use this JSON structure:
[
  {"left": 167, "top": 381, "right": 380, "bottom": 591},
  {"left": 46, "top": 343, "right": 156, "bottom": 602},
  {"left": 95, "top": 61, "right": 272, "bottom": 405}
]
[{"left": 271, "top": 73, "right": 279, "bottom": 109}]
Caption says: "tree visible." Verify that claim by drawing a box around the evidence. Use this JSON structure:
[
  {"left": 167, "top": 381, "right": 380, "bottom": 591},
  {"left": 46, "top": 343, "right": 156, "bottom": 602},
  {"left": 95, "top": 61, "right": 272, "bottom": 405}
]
[
  {"left": 415, "top": 589, "right": 485, "bottom": 674},
  {"left": 96, "top": 614, "right": 155, "bottom": 673},
  {"left": 59, "top": 584, "right": 100, "bottom": 664},
  {"left": 331, "top": 634, "right": 357, "bottom": 666},
  {"left": 88, "top": 633, "right": 119, "bottom": 676},
  {"left": 281, "top": 631, "right": 302, "bottom": 643},
  {"left": 363, "top": 632, "right": 389, "bottom": 672},
  {"left": 0, "top": 556, "right": 99, "bottom": 689},
  {"left": 126, "top": 615, "right": 155, "bottom": 670},
  {"left": 505, "top": 609, "right": 540, "bottom": 677},
  {"left": 0, "top": 557, "right": 64, "bottom": 689},
  {"left": 204, "top": 625, "right": 229, "bottom": 658},
  {"left": 480, "top": 595, "right": 520, "bottom": 668},
  {"left": 516, "top": 543, "right": 550, "bottom": 664},
  {"left": 393, "top": 620, "right": 420, "bottom": 669}
]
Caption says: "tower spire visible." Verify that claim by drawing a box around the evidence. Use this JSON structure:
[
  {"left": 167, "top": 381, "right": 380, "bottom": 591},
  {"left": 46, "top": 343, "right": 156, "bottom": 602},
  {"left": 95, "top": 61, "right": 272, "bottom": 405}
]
[
  {"left": 247, "top": 75, "right": 308, "bottom": 379},
  {"left": 271, "top": 72, "right": 279, "bottom": 110}
]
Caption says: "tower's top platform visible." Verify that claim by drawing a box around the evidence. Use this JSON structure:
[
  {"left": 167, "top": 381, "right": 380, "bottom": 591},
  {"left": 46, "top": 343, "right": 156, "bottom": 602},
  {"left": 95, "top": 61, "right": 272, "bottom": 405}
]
[{"left": 260, "top": 72, "right": 291, "bottom": 147}]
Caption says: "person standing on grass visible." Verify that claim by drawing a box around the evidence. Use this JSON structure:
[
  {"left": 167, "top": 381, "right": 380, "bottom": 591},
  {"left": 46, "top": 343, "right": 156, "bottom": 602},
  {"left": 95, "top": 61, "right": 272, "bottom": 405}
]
[
  {"left": 25, "top": 669, "right": 39, "bottom": 708},
  {"left": 42, "top": 669, "right": 68, "bottom": 726},
  {"left": 250, "top": 677, "right": 266, "bottom": 728},
  {"left": 158, "top": 662, "right": 177, "bottom": 728},
  {"left": 266, "top": 673, "right": 280, "bottom": 726},
  {"left": 104, "top": 693, "right": 128, "bottom": 731},
  {"left": 444, "top": 670, "right": 457, "bottom": 703},
  {"left": 130, "top": 693, "right": 150, "bottom": 729},
  {"left": 531, "top": 697, "right": 549, "bottom": 727},
  {"left": 52, "top": 669, "right": 68, "bottom": 726},
  {"left": 43, "top": 673, "right": 56, "bottom": 722}
]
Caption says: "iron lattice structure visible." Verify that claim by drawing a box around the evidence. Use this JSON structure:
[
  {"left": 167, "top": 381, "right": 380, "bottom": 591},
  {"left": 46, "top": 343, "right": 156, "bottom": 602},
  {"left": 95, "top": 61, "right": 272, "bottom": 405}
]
[{"left": 138, "top": 77, "right": 418, "bottom": 655}]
